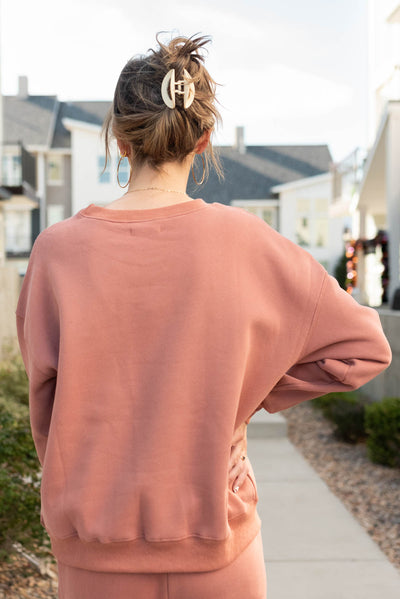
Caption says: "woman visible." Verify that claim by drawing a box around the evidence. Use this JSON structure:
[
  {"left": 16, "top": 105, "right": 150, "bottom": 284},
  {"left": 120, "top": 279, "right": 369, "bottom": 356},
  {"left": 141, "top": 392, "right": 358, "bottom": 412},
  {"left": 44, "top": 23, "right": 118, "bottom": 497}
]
[{"left": 16, "top": 34, "right": 391, "bottom": 599}]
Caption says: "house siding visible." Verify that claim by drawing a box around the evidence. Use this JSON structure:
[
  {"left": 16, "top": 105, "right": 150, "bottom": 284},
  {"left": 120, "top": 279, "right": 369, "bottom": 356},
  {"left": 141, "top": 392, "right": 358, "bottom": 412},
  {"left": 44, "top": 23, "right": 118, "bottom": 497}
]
[{"left": 46, "top": 154, "right": 72, "bottom": 220}]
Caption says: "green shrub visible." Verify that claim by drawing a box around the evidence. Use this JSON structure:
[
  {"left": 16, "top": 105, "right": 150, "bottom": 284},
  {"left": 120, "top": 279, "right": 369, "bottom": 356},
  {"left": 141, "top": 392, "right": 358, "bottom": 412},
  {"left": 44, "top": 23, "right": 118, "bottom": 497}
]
[
  {"left": 311, "top": 392, "right": 371, "bottom": 443},
  {"left": 0, "top": 344, "right": 29, "bottom": 407},
  {"left": 311, "top": 391, "right": 360, "bottom": 414},
  {"left": 0, "top": 403, "right": 49, "bottom": 561},
  {"left": 311, "top": 391, "right": 357, "bottom": 411},
  {"left": 365, "top": 397, "right": 400, "bottom": 468},
  {"left": 0, "top": 346, "right": 50, "bottom": 562}
]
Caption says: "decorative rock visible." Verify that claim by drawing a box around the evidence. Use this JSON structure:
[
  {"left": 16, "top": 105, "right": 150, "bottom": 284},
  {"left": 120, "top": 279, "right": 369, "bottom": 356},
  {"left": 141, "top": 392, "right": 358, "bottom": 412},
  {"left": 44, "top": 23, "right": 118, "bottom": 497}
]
[{"left": 282, "top": 401, "right": 400, "bottom": 571}]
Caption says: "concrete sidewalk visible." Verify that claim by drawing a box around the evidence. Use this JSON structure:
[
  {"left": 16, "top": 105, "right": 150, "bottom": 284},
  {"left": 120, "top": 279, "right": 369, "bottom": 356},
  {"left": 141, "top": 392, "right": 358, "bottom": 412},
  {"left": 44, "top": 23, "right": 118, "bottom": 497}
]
[{"left": 247, "top": 410, "right": 400, "bottom": 598}]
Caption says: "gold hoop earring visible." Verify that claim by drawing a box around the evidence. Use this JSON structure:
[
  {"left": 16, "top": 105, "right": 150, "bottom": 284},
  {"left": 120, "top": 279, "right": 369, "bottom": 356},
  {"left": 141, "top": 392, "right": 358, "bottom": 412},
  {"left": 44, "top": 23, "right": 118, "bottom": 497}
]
[
  {"left": 117, "top": 152, "right": 130, "bottom": 188},
  {"left": 191, "top": 154, "right": 206, "bottom": 186}
]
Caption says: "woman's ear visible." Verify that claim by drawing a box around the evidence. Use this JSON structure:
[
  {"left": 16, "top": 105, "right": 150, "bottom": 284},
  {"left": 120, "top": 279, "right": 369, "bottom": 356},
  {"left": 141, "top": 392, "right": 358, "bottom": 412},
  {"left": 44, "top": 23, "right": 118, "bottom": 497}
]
[
  {"left": 117, "top": 140, "right": 130, "bottom": 156},
  {"left": 194, "top": 129, "right": 213, "bottom": 154}
]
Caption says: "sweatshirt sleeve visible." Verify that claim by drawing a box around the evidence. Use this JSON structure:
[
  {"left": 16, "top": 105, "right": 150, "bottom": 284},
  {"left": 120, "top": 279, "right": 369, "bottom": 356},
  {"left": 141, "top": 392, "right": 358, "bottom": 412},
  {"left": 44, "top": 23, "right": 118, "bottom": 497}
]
[
  {"left": 15, "top": 235, "right": 59, "bottom": 467},
  {"left": 262, "top": 269, "right": 392, "bottom": 414}
]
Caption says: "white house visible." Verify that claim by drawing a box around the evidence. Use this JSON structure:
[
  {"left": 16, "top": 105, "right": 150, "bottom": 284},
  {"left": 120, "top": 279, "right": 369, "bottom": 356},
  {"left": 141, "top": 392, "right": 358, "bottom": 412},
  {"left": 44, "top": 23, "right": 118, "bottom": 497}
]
[
  {"left": 62, "top": 118, "right": 128, "bottom": 216},
  {"left": 2, "top": 77, "right": 115, "bottom": 274},
  {"left": 331, "top": 1, "right": 400, "bottom": 307},
  {"left": 269, "top": 172, "right": 345, "bottom": 275},
  {"left": 199, "top": 127, "right": 336, "bottom": 271},
  {"left": 359, "top": 0, "right": 400, "bottom": 306},
  {"left": 232, "top": 172, "right": 345, "bottom": 276}
]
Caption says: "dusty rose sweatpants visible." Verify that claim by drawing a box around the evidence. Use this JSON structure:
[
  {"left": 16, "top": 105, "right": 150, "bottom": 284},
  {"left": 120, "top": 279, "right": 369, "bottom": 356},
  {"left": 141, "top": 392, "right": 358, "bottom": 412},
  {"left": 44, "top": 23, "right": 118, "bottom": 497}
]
[{"left": 57, "top": 530, "right": 267, "bottom": 599}]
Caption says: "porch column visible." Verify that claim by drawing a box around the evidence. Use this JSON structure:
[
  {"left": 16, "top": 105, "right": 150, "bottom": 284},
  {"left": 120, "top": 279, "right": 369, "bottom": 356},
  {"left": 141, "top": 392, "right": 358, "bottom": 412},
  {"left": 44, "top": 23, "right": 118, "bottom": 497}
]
[
  {"left": 356, "top": 205, "right": 369, "bottom": 305},
  {"left": 386, "top": 104, "right": 400, "bottom": 304}
]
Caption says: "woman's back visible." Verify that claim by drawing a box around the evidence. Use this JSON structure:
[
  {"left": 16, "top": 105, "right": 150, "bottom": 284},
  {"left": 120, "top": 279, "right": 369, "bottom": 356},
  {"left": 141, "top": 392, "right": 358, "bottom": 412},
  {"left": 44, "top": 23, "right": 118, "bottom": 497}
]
[{"left": 16, "top": 196, "right": 391, "bottom": 573}]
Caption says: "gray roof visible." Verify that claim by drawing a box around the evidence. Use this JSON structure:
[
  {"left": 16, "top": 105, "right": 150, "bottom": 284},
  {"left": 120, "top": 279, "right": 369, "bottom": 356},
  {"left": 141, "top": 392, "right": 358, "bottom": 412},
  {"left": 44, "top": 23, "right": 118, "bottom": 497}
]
[
  {"left": 4, "top": 95, "right": 111, "bottom": 149},
  {"left": 52, "top": 101, "right": 111, "bottom": 148},
  {"left": 4, "top": 96, "right": 58, "bottom": 146},
  {"left": 4, "top": 93, "right": 332, "bottom": 202},
  {"left": 187, "top": 145, "right": 333, "bottom": 202}
]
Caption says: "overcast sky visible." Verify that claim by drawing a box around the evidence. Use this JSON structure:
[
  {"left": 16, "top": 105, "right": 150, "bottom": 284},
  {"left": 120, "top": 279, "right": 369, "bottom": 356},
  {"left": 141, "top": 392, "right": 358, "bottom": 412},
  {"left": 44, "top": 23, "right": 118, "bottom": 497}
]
[{"left": 1, "top": 0, "right": 368, "bottom": 162}]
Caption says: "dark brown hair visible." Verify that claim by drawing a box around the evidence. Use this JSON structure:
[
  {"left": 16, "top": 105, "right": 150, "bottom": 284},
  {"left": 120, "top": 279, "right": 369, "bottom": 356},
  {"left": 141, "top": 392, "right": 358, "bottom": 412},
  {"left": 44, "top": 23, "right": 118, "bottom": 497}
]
[{"left": 102, "top": 32, "right": 224, "bottom": 183}]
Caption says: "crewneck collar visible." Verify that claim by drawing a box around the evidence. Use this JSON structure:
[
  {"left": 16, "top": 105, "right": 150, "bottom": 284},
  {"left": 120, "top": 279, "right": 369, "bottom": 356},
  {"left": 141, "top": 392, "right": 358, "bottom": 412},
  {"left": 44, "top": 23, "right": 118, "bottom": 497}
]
[{"left": 79, "top": 198, "right": 208, "bottom": 222}]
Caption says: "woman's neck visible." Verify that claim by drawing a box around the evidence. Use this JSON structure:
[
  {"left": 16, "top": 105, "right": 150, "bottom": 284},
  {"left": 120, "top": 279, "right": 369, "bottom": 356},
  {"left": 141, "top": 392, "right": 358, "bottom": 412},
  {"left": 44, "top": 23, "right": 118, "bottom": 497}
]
[
  {"left": 129, "top": 159, "right": 191, "bottom": 193},
  {"left": 109, "top": 157, "right": 194, "bottom": 209}
]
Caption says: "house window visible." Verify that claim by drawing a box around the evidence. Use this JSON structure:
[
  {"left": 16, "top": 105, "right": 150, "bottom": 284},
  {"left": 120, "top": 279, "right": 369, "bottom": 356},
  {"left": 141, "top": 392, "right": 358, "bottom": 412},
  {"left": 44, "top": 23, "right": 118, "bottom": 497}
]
[
  {"left": 47, "top": 204, "right": 65, "bottom": 227},
  {"left": 296, "top": 197, "right": 329, "bottom": 248},
  {"left": 2, "top": 154, "right": 21, "bottom": 186},
  {"left": 316, "top": 198, "right": 329, "bottom": 212},
  {"left": 115, "top": 155, "right": 130, "bottom": 186},
  {"left": 5, "top": 210, "right": 31, "bottom": 253},
  {"left": 244, "top": 206, "right": 258, "bottom": 215},
  {"left": 98, "top": 156, "right": 111, "bottom": 183},
  {"left": 262, "top": 209, "right": 274, "bottom": 226},
  {"left": 233, "top": 201, "right": 279, "bottom": 230},
  {"left": 315, "top": 198, "right": 329, "bottom": 248},
  {"left": 315, "top": 218, "right": 329, "bottom": 247},
  {"left": 296, "top": 216, "right": 310, "bottom": 247},
  {"left": 296, "top": 199, "right": 311, "bottom": 212},
  {"left": 47, "top": 155, "right": 63, "bottom": 185}
]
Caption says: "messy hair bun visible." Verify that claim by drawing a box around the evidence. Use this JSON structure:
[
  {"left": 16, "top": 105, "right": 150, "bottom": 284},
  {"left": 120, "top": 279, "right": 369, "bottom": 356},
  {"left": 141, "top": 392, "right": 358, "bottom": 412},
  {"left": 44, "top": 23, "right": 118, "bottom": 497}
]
[{"left": 102, "top": 32, "right": 223, "bottom": 183}]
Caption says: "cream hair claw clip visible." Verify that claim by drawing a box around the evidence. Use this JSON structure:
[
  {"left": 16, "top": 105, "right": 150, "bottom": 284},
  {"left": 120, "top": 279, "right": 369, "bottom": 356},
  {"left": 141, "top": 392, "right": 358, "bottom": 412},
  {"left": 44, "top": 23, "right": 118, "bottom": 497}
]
[{"left": 161, "top": 69, "right": 195, "bottom": 109}]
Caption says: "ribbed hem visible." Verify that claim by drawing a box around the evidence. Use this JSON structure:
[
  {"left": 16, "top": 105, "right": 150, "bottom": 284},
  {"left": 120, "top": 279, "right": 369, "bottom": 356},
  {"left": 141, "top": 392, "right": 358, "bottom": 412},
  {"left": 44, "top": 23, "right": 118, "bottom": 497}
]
[
  {"left": 78, "top": 198, "right": 208, "bottom": 222},
  {"left": 50, "top": 505, "right": 262, "bottom": 573}
]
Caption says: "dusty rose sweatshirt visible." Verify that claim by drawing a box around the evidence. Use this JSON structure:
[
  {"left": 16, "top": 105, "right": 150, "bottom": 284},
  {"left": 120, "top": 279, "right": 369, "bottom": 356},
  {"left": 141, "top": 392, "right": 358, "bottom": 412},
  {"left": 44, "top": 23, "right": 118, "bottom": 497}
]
[{"left": 15, "top": 198, "right": 391, "bottom": 573}]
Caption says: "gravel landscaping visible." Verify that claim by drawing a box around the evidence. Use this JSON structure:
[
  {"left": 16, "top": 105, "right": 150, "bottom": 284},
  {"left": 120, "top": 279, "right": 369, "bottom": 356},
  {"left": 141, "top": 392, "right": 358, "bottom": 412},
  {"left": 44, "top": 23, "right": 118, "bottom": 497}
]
[
  {"left": 0, "top": 551, "right": 58, "bottom": 598},
  {"left": 282, "top": 401, "right": 400, "bottom": 571}
]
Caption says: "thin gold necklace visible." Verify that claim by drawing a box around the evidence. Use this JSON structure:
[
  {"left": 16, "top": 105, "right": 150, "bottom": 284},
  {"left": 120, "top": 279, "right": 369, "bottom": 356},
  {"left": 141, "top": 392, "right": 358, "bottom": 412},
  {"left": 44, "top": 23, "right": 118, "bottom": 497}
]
[{"left": 124, "top": 187, "right": 188, "bottom": 196}]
